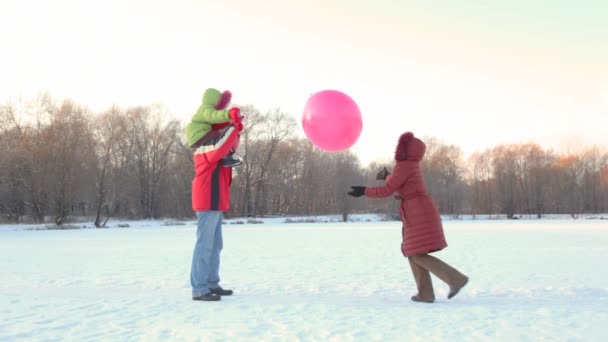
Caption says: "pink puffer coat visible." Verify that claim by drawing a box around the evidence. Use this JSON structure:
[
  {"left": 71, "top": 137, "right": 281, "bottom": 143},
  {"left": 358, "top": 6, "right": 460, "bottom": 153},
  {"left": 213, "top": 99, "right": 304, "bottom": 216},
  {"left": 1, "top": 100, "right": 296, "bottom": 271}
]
[{"left": 365, "top": 132, "right": 447, "bottom": 256}]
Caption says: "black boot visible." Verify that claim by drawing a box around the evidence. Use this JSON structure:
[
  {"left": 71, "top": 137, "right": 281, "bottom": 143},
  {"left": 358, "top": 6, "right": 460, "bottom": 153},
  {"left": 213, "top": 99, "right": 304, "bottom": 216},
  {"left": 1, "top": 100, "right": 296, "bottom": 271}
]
[
  {"left": 192, "top": 293, "right": 221, "bottom": 301},
  {"left": 222, "top": 155, "right": 242, "bottom": 167},
  {"left": 209, "top": 287, "right": 233, "bottom": 296}
]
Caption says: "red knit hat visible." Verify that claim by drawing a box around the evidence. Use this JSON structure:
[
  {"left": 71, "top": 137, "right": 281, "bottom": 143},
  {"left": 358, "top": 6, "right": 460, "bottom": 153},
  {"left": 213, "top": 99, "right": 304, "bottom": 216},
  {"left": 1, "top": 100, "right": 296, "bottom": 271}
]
[
  {"left": 394, "top": 132, "right": 426, "bottom": 162},
  {"left": 215, "top": 90, "right": 232, "bottom": 110}
]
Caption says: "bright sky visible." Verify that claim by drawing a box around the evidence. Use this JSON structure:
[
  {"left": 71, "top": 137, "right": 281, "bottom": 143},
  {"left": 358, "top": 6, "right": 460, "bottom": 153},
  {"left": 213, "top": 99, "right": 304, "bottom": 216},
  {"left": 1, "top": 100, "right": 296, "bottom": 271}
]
[{"left": 1, "top": 0, "right": 607, "bottom": 165}]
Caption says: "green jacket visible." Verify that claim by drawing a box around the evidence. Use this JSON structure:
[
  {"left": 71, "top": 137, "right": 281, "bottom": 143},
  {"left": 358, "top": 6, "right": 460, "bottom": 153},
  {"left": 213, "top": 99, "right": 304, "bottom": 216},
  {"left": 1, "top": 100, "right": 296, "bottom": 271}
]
[{"left": 185, "top": 88, "right": 231, "bottom": 147}]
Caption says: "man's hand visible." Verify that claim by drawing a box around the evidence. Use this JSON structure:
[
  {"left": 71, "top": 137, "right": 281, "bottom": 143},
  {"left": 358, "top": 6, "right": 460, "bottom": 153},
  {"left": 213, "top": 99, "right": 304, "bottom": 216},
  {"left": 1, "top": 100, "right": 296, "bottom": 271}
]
[
  {"left": 376, "top": 167, "right": 390, "bottom": 180},
  {"left": 347, "top": 186, "right": 366, "bottom": 198}
]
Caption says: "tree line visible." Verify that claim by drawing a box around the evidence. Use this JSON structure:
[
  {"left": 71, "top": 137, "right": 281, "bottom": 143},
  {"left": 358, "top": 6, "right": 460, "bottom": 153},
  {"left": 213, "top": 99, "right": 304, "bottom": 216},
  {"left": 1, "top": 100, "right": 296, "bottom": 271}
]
[{"left": 1, "top": 95, "right": 607, "bottom": 225}]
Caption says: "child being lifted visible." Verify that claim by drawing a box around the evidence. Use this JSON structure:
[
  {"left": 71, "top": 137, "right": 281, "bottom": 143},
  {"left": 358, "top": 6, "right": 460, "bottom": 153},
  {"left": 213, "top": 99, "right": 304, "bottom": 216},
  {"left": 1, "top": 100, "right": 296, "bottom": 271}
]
[{"left": 185, "top": 88, "right": 244, "bottom": 167}]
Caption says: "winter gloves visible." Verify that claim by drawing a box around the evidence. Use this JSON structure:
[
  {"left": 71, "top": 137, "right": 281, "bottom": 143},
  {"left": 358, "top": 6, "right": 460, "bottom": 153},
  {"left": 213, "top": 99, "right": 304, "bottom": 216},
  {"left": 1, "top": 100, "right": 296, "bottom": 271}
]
[
  {"left": 347, "top": 186, "right": 366, "bottom": 197},
  {"left": 229, "top": 108, "right": 244, "bottom": 132},
  {"left": 349, "top": 166, "right": 389, "bottom": 197},
  {"left": 376, "top": 167, "right": 390, "bottom": 180},
  {"left": 348, "top": 167, "right": 390, "bottom": 197}
]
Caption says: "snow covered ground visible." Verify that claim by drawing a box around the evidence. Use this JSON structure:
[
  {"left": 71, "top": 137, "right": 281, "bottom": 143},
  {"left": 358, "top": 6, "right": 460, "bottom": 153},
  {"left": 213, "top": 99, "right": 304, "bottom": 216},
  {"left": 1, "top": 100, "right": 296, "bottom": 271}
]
[{"left": 1, "top": 218, "right": 608, "bottom": 341}]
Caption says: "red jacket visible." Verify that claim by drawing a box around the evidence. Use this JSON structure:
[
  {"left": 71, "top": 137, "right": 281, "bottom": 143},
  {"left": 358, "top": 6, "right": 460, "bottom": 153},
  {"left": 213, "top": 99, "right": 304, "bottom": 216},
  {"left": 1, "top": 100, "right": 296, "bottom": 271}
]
[
  {"left": 192, "top": 126, "right": 240, "bottom": 212},
  {"left": 365, "top": 133, "right": 447, "bottom": 256}
]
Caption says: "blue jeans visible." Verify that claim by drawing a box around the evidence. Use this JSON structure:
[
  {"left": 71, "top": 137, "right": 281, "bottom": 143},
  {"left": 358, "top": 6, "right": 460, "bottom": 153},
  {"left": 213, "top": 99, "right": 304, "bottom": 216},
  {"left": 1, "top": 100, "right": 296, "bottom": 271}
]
[{"left": 190, "top": 211, "right": 224, "bottom": 297}]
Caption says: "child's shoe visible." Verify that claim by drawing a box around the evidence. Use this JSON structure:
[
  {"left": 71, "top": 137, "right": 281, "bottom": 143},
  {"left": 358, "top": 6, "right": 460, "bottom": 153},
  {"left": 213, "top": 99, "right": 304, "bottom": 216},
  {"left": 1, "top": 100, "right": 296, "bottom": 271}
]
[{"left": 222, "top": 154, "right": 242, "bottom": 167}]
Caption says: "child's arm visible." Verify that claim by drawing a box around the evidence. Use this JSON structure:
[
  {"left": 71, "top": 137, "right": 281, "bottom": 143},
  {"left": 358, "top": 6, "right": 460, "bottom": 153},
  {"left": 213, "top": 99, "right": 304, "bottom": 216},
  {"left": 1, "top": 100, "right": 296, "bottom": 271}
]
[{"left": 191, "top": 107, "right": 231, "bottom": 125}]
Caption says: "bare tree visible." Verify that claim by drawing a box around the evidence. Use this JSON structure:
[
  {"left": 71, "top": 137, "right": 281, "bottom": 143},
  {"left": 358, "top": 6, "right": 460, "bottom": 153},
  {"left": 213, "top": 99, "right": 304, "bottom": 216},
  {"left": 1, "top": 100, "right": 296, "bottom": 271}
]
[
  {"left": 424, "top": 142, "right": 466, "bottom": 216},
  {"left": 159, "top": 127, "right": 197, "bottom": 219},
  {"left": 518, "top": 144, "right": 555, "bottom": 218},
  {"left": 46, "top": 101, "right": 94, "bottom": 225},
  {"left": 553, "top": 154, "right": 585, "bottom": 218},
  {"left": 492, "top": 145, "right": 520, "bottom": 218},
  {"left": 247, "top": 108, "right": 296, "bottom": 217},
  {"left": 11, "top": 95, "right": 55, "bottom": 223},
  {"left": 0, "top": 104, "right": 25, "bottom": 222},
  {"left": 580, "top": 147, "right": 607, "bottom": 214},
  {"left": 259, "top": 138, "right": 304, "bottom": 216},
  {"left": 298, "top": 142, "right": 328, "bottom": 215},
  {"left": 466, "top": 151, "right": 495, "bottom": 216},
  {"left": 329, "top": 151, "right": 362, "bottom": 221},
  {"left": 92, "top": 107, "right": 128, "bottom": 227},
  {"left": 124, "top": 106, "right": 180, "bottom": 219}
]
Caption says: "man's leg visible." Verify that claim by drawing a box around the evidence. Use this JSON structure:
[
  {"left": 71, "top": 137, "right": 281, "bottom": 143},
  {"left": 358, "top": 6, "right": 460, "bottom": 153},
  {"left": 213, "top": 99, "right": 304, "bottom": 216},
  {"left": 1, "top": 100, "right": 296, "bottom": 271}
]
[
  {"left": 208, "top": 212, "right": 234, "bottom": 296},
  {"left": 190, "top": 211, "right": 223, "bottom": 297},
  {"left": 208, "top": 212, "right": 223, "bottom": 289}
]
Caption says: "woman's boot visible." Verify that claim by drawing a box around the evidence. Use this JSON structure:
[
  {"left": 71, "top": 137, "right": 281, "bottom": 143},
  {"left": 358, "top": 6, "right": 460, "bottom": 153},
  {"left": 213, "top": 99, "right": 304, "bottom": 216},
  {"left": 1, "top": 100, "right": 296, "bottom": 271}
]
[
  {"left": 410, "top": 254, "right": 468, "bottom": 299},
  {"left": 408, "top": 257, "right": 435, "bottom": 303}
]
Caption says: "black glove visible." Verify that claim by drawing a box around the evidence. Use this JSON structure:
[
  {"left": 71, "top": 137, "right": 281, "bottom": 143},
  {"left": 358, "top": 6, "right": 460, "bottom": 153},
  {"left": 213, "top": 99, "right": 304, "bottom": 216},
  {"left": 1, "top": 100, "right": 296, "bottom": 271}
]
[
  {"left": 347, "top": 186, "right": 366, "bottom": 197},
  {"left": 376, "top": 167, "right": 390, "bottom": 180}
]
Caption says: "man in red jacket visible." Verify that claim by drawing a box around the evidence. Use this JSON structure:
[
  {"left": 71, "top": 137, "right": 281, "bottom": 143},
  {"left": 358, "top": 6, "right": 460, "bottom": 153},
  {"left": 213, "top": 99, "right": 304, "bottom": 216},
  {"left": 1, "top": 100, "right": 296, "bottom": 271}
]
[{"left": 190, "top": 108, "right": 243, "bottom": 302}]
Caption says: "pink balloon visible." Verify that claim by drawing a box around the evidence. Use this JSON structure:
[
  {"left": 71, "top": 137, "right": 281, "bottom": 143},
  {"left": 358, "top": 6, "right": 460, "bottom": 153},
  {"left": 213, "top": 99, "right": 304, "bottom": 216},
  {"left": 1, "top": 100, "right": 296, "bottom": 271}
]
[{"left": 302, "top": 90, "right": 362, "bottom": 151}]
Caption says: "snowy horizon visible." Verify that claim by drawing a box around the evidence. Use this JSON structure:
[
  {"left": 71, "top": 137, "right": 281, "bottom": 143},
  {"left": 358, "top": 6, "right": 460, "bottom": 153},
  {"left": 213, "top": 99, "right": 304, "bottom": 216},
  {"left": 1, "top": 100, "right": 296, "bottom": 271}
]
[
  {"left": 2, "top": 219, "right": 608, "bottom": 340},
  {"left": 2, "top": 213, "right": 608, "bottom": 232}
]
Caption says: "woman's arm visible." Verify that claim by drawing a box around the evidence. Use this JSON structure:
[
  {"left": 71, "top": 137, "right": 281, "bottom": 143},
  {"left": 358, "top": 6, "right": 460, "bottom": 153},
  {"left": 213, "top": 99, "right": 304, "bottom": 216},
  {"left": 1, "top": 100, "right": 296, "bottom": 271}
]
[{"left": 364, "top": 163, "right": 410, "bottom": 198}]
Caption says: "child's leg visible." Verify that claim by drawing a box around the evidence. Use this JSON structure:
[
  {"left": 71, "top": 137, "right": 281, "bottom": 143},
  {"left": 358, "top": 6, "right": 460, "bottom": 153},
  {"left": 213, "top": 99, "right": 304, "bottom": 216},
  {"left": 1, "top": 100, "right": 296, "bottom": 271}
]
[
  {"left": 221, "top": 149, "right": 242, "bottom": 167},
  {"left": 193, "top": 125, "right": 235, "bottom": 148},
  {"left": 193, "top": 131, "right": 222, "bottom": 148}
]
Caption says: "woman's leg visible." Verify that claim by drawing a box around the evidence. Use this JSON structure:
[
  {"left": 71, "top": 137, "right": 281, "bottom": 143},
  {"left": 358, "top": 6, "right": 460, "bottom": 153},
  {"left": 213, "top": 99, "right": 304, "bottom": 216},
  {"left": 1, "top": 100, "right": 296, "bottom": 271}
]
[
  {"left": 408, "top": 257, "right": 435, "bottom": 302},
  {"left": 410, "top": 254, "right": 468, "bottom": 299}
]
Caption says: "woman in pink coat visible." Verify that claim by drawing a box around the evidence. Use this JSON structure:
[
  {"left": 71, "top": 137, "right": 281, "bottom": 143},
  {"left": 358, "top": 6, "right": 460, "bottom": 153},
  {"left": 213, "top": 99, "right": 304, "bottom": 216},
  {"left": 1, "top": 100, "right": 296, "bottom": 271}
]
[{"left": 348, "top": 132, "right": 468, "bottom": 303}]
